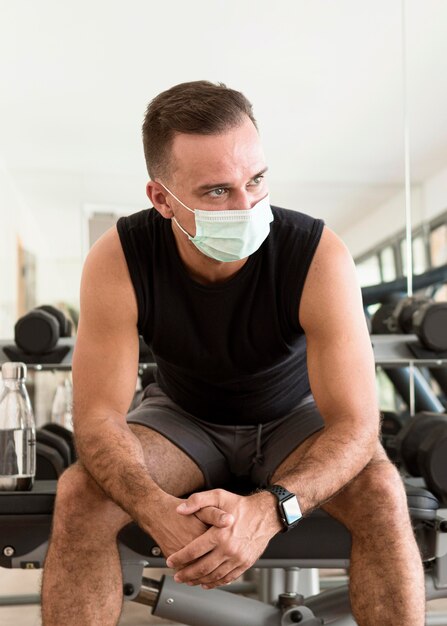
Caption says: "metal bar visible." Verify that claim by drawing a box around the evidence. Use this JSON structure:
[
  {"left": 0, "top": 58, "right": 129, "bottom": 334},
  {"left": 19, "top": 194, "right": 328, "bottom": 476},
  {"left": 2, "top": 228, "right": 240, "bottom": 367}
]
[
  {"left": 361, "top": 263, "right": 447, "bottom": 306},
  {"left": 132, "top": 577, "right": 161, "bottom": 607},
  {"left": 153, "top": 575, "right": 281, "bottom": 626},
  {"left": 401, "top": 0, "right": 413, "bottom": 297},
  {"left": 426, "top": 614, "right": 447, "bottom": 626},
  {"left": 384, "top": 367, "right": 445, "bottom": 413},
  {"left": 0, "top": 593, "right": 41, "bottom": 606},
  {"left": 409, "top": 362, "right": 415, "bottom": 416}
]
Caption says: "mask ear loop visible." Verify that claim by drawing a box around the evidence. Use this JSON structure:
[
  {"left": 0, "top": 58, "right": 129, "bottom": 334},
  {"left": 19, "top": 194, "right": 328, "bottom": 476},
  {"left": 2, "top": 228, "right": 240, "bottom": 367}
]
[
  {"left": 172, "top": 216, "right": 193, "bottom": 239},
  {"left": 158, "top": 182, "right": 196, "bottom": 238},
  {"left": 158, "top": 182, "right": 195, "bottom": 213}
]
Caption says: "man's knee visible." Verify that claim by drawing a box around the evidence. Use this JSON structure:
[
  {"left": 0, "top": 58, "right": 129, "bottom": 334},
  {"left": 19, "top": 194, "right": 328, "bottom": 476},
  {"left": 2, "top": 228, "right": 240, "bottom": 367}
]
[
  {"left": 56, "top": 463, "right": 100, "bottom": 511},
  {"left": 54, "top": 463, "right": 130, "bottom": 535},
  {"left": 356, "top": 455, "right": 407, "bottom": 512},
  {"left": 324, "top": 445, "right": 408, "bottom": 529}
]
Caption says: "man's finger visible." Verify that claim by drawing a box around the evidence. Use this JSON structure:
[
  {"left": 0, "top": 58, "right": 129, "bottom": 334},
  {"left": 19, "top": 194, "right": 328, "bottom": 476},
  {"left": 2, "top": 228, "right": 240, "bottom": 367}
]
[
  {"left": 174, "top": 553, "right": 229, "bottom": 584},
  {"left": 203, "top": 564, "right": 247, "bottom": 590},
  {"left": 194, "top": 561, "right": 236, "bottom": 587},
  {"left": 176, "top": 491, "right": 221, "bottom": 515},
  {"left": 194, "top": 507, "right": 233, "bottom": 528},
  {"left": 166, "top": 529, "right": 217, "bottom": 569}
]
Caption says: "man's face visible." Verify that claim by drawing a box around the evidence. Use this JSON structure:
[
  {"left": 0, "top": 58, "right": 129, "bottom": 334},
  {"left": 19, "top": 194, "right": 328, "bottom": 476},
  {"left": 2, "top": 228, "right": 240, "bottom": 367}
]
[{"left": 159, "top": 115, "right": 268, "bottom": 237}]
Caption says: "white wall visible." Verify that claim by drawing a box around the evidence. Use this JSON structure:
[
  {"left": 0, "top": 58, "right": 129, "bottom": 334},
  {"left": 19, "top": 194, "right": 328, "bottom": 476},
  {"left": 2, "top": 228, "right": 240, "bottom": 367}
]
[
  {"left": 423, "top": 166, "right": 447, "bottom": 222},
  {"left": 0, "top": 164, "right": 40, "bottom": 337},
  {"left": 6, "top": 169, "right": 146, "bottom": 321},
  {"left": 0, "top": 168, "right": 19, "bottom": 337}
]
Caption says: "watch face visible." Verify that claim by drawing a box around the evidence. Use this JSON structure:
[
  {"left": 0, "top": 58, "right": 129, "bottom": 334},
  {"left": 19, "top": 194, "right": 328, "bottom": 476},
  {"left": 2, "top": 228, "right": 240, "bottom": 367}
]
[{"left": 282, "top": 495, "right": 302, "bottom": 525}]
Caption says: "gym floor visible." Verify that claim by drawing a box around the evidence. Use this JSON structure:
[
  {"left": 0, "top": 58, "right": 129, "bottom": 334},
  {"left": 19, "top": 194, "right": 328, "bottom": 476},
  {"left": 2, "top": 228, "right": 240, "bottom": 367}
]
[{"left": 2, "top": 567, "right": 447, "bottom": 625}]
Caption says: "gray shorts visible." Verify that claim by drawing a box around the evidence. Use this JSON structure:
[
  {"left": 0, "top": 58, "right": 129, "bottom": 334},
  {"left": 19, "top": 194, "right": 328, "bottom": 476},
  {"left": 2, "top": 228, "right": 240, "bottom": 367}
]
[{"left": 127, "top": 383, "right": 325, "bottom": 489}]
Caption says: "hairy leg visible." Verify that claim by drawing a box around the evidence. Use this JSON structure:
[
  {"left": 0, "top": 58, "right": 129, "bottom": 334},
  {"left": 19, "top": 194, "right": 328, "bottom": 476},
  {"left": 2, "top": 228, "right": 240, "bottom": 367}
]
[
  {"left": 41, "top": 425, "right": 205, "bottom": 626},
  {"left": 273, "top": 437, "right": 424, "bottom": 626},
  {"left": 321, "top": 443, "right": 425, "bottom": 626}
]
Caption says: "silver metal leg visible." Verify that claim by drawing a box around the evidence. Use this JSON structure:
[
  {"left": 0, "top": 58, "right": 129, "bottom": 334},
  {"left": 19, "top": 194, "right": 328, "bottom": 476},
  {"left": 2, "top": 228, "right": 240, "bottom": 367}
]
[
  {"left": 259, "top": 567, "right": 320, "bottom": 602},
  {"left": 259, "top": 567, "right": 285, "bottom": 603},
  {"left": 294, "top": 568, "right": 320, "bottom": 597}
]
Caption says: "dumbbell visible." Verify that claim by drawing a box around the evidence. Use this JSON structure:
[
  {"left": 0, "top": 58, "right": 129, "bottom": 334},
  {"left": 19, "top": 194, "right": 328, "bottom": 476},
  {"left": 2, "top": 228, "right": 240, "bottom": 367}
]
[
  {"left": 41, "top": 423, "right": 77, "bottom": 464},
  {"left": 381, "top": 411, "right": 406, "bottom": 436},
  {"left": 412, "top": 302, "right": 447, "bottom": 352},
  {"left": 35, "top": 426, "right": 74, "bottom": 480},
  {"left": 396, "top": 412, "right": 447, "bottom": 501},
  {"left": 417, "top": 424, "right": 447, "bottom": 501},
  {"left": 380, "top": 411, "right": 406, "bottom": 462},
  {"left": 14, "top": 305, "right": 72, "bottom": 355},
  {"left": 371, "top": 303, "right": 398, "bottom": 334},
  {"left": 379, "top": 296, "right": 447, "bottom": 352},
  {"left": 36, "top": 442, "right": 66, "bottom": 480}
]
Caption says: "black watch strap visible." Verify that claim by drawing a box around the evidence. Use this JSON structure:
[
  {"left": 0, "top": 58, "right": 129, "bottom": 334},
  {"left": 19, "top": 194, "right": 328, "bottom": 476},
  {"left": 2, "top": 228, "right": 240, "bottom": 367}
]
[
  {"left": 265, "top": 484, "right": 294, "bottom": 500},
  {"left": 265, "top": 484, "right": 302, "bottom": 532}
]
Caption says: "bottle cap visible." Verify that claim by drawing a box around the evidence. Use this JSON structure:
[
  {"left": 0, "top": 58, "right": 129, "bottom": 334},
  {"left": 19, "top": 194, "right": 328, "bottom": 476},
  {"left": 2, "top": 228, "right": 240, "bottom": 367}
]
[{"left": 1, "top": 362, "right": 27, "bottom": 381}]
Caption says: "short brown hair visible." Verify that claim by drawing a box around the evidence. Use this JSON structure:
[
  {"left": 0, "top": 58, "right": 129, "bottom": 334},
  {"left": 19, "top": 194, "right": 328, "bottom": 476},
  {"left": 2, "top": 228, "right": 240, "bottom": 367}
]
[{"left": 142, "top": 80, "right": 257, "bottom": 180}]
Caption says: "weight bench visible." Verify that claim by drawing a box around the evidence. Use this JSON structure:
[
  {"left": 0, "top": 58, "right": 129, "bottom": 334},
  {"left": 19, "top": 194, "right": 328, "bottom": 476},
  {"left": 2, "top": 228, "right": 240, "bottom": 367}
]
[{"left": 1, "top": 479, "right": 446, "bottom": 625}]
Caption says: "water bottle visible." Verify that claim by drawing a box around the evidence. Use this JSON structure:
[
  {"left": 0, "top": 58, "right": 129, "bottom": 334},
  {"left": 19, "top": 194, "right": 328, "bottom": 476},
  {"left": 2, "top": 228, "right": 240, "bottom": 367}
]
[
  {"left": 0, "top": 362, "right": 36, "bottom": 491},
  {"left": 51, "top": 378, "right": 73, "bottom": 431}
]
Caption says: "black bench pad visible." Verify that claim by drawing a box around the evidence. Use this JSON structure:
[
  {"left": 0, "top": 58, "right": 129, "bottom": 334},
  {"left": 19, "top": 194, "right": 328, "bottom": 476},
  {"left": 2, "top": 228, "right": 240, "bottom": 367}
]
[{"left": 0, "top": 480, "right": 439, "bottom": 568}]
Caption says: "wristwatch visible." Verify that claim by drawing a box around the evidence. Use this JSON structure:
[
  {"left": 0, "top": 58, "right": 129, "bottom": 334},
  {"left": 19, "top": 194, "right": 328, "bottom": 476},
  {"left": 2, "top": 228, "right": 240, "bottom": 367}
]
[{"left": 264, "top": 484, "right": 302, "bottom": 532}]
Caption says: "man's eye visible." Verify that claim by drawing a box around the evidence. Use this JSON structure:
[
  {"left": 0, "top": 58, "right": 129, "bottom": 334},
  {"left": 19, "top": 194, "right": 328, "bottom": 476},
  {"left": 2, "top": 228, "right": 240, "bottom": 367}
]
[
  {"left": 209, "top": 188, "right": 227, "bottom": 197},
  {"left": 252, "top": 175, "right": 265, "bottom": 185}
]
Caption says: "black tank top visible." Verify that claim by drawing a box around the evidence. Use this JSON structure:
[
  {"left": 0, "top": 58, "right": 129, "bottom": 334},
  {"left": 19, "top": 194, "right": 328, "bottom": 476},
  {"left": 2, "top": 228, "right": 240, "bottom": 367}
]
[{"left": 117, "top": 206, "right": 324, "bottom": 425}]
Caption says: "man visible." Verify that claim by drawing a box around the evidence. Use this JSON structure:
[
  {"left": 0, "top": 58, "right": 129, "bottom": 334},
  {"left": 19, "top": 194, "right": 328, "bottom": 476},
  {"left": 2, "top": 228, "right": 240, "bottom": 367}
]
[{"left": 41, "top": 81, "right": 424, "bottom": 625}]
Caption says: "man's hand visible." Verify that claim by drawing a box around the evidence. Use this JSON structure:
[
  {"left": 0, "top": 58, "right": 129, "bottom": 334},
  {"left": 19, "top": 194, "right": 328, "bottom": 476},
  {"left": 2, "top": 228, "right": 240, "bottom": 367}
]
[
  {"left": 166, "top": 489, "right": 281, "bottom": 589},
  {"left": 147, "top": 493, "right": 234, "bottom": 558}
]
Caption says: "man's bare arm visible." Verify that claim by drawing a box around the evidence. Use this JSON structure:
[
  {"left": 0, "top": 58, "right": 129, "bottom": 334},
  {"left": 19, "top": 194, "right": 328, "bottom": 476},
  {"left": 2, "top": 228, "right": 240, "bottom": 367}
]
[
  {"left": 72, "top": 227, "right": 232, "bottom": 553},
  {"left": 71, "top": 227, "right": 167, "bottom": 530},
  {"left": 273, "top": 226, "right": 380, "bottom": 512}
]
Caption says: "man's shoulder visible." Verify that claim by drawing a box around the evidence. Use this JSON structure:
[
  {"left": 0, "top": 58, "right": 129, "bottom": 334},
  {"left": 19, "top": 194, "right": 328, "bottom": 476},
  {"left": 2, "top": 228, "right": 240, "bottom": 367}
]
[
  {"left": 117, "top": 207, "right": 161, "bottom": 231},
  {"left": 80, "top": 226, "right": 139, "bottom": 326},
  {"left": 84, "top": 226, "right": 129, "bottom": 283},
  {"left": 116, "top": 207, "right": 166, "bottom": 260},
  {"left": 270, "top": 205, "right": 323, "bottom": 240}
]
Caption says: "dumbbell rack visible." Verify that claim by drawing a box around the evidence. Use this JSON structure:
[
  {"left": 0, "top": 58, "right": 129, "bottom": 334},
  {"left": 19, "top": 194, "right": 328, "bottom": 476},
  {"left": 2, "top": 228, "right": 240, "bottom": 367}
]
[
  {"left": 1, "top": 332, "right": 446, "bottom": 451},
  {"left": 2, "top": 333, "right": 446, "bottom": 364},
  {"left": 2, "top": 333, "right": 446, "bottom": 367},
  {"left": 3, "top": 333, "right": 442, "bottom": 498},
  {"left": 0, "top": 337, "right": 156, "bottom": 371},
  {"left": 372, "top": 334, "right": 447, "bottom": 366},
  {"left": 372, "top": 336, "right": 447, "bottom": 626},
  {"left": 371, "top": 334, "right": 447, "bottom": 415},
  {"left": 0, "top": 338, "right": 153, "bottom": 425}
]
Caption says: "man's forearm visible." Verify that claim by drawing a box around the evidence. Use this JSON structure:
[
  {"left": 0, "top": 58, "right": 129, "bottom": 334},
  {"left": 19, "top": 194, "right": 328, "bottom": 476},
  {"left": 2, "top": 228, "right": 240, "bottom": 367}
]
[
  {"left": 273, "top": 418, "right": 379, "bottom": 513},
  {"left": 73, "top": 413, "right": 165, "bottom": 529}
]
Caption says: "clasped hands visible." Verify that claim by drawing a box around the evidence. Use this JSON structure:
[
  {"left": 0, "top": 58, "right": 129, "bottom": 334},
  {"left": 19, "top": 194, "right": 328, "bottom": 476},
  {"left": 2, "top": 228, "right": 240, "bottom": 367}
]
[{"left": 164, "top": 488, "right": 280, "bottom": 589}]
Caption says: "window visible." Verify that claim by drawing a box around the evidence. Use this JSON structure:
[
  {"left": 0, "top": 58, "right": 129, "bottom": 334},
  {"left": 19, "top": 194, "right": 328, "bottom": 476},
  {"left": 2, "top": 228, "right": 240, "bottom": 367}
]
[
  {"left": 412, "top": 236, "right": 427, "bottom": 275},
  {"left": 354, "top": 211, "right": 447, "bottom": 288},
  {"left": 356, "top": 255, "right": 381, "bottom": 287},
  {"left": 430, "top": 224, "right": 447, "bottom": 268},
  {"left": 380, "top": 246, "right": 396, "bottom": 282},
  {"left": 400, "top": 236, "right": 427, "bottom": 276}
]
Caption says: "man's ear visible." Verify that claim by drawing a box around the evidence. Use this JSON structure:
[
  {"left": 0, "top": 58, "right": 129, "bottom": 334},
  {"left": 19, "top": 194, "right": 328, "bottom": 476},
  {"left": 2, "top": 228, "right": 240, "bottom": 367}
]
[{"left": 146, "top": 181, "right": 174, "bottom": 218}]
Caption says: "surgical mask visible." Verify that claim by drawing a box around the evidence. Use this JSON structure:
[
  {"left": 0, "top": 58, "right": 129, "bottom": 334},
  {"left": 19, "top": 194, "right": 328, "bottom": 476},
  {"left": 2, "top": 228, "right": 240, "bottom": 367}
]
[{"left": 160, "top": 183, "right": 274, "bottom": 263}]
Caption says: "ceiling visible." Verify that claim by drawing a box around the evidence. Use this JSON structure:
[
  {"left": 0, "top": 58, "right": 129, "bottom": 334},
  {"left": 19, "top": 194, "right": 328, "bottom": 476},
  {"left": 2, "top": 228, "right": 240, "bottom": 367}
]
[{"left": 1, "top": 0, "right": 446, "bottom": 233}]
